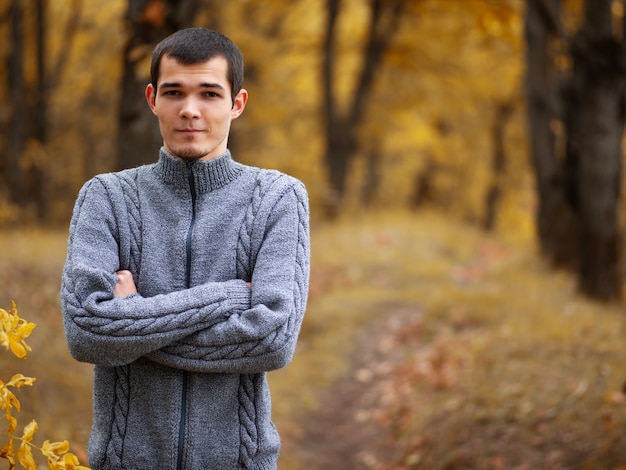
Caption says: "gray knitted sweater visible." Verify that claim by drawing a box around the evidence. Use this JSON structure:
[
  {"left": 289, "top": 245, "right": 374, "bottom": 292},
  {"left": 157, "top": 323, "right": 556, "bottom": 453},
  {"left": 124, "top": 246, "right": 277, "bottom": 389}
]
[{"left": 60, "top": 148, "right": 310, "bottom": 469}]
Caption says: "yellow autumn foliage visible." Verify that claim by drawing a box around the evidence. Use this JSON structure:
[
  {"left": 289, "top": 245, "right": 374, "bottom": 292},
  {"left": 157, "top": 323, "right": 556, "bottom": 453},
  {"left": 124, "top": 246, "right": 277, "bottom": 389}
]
[{"left": 0, "top": 302, "right": 90, "bottom": 470}]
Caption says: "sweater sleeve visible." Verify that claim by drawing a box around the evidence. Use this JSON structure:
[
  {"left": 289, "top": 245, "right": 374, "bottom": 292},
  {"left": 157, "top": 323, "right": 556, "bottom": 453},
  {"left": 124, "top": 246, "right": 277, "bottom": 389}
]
[
  {"left": 60, "top": 177, "right": 251, "bottom": 367},
  {"left": 146, "top": 177, "right": 310, "bottom": 374}
]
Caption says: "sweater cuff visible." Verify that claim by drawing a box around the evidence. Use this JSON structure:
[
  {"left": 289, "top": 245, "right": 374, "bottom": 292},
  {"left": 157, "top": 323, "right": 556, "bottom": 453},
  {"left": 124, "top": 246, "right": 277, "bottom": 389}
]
[{"left": 224, "top": 279, "right": 251, "bottom": 316}]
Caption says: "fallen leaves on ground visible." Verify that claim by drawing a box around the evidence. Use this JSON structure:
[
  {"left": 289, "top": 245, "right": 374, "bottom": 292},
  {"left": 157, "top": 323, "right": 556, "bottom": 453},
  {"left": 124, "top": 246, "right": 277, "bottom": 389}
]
[{"left": 272, "top": 210, "right": 626, "bottom": 470}]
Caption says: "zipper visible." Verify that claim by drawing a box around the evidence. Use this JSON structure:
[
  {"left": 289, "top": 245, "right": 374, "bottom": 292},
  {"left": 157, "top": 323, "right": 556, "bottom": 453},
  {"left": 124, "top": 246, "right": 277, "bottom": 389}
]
[{"left": 176, "top": 161, "right": 197, "bottom": 470}]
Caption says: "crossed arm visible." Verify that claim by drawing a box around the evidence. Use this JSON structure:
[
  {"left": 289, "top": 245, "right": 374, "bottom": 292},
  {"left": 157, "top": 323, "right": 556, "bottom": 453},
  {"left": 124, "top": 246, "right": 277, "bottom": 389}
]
[
  {"left": 62, "top": 177, "right": 310, "bottom": 374},
  {"left": 114, "top": 270, "right": 251, "bottom": 299}
]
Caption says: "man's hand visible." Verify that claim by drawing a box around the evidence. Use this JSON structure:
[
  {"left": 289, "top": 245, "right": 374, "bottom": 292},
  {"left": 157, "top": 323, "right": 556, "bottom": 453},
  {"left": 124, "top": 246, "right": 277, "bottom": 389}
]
[{"left": 114, "top": 270, "right": 137, "bottom": 298}]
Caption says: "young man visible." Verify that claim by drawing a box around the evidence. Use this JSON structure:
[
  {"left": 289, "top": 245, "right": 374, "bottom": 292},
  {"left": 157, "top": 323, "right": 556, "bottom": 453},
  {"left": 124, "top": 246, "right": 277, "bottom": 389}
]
[{"left": 61, "top": 28, "right": 310, "bottom": 469}]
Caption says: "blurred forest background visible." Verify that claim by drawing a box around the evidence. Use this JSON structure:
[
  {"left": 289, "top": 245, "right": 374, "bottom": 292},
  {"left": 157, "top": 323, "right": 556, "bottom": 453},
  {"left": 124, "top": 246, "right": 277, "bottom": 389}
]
[
  {"left": 2, "top": 0, "right": 626, "bottom": 469},
  {"left": 1, "top": 0, "right": 626, "bottom": 300},
  {"left": 0, "top": 0, "right": 528, "bottom": 228}
]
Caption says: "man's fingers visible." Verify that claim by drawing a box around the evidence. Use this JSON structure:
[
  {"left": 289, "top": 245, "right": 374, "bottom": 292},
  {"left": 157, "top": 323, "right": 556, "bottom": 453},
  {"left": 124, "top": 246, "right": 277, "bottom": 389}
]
[{"left": 114, "top": 270, "right": 137, "bottom": 298}]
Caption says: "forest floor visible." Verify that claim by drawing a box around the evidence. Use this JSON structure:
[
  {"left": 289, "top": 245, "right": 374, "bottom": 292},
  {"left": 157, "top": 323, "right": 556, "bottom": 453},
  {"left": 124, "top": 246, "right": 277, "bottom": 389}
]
[
  {"left": 271, "top": 211, "right": 626, "bottom": 470},
  {"left": 3, "top": 210, "right": 626, "bottom": 470}
]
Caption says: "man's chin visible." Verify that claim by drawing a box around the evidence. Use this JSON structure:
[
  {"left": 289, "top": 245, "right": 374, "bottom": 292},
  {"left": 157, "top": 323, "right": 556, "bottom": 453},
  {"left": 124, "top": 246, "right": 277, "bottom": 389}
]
[{"left": 169, "top": 147, "right": 209, "bottom": 160}]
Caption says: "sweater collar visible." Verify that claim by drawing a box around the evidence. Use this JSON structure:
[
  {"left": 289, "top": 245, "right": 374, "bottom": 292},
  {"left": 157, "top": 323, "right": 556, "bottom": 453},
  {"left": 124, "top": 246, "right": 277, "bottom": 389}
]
[{"left": 154, "top": 147, "right": 243, "bottom": 194}]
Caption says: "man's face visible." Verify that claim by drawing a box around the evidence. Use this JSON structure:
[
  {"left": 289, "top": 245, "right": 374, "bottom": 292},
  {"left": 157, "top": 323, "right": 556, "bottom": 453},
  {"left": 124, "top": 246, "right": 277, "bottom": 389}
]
[{"left": 145, "top": 55, "right": 247, "bottom": 161}]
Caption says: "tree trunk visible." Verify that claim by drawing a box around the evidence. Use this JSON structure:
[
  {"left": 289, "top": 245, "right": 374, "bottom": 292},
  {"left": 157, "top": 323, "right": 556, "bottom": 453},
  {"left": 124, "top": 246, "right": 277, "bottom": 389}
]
[
  {"left": 483, "top": 102, "right": 513, "bottom": 231},
  {"left": 566, "top": 0, "right": 625, "bottom": 300},
  {"left": 362, "top": 141, "right": 381, "bottom": 206},
  {"left": 32, "top": 0, "right": 48, "bottom": 221},
  {"left": 524, "top": 0, "right": 579, "bottom": 269},
  {"left": 525, "top": 0, "right": 625, "bottom": 300},
  {"left": 117, "top": 0, "right": 199, "bottom": 170},
  {"left": 7, "top": 0, "right": 26, "bottom": 206},
  {"left": 321, "top": 0, "right": 405, "bottom": 217},
  {"left": 321, "top": 0, "right": 343, "bottom": 216}
]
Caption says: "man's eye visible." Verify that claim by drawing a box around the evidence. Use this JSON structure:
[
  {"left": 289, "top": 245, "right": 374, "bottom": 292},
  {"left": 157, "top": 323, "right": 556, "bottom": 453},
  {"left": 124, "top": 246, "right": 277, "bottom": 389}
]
[
  {"left": 205, "top": 91, "right": 219, "bottom": 98},
  {"left": 163, "top": 90, "right": 180, "bottom": 96}
]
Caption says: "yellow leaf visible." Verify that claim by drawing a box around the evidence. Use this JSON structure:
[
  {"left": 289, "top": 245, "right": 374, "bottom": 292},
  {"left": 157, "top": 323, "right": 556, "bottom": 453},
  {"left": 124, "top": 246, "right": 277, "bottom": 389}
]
[
  {"left": 0, "top": 301, "right": 89, "bottom": 469},
  {"left": 0, "top": 302, "right": 36, "bottom": 358},
  {"left": 15, "top": 321, "right": 36, "bottom": 339},
  {"left": 42, "top": 439, "right": 70, "bottom": 459},
  {"left": 7, "top": 374, "right": 36, "bottom": 388},
  {"left": 62, "top": 452, "right": 91, "bottom": 469},
  {"left": 0, "top": 307, "right": 11, "bottom": 329},
  {"left": 8, "top": 336, "right": 28, "bottom": 359},
  {"left": 0, "top": 384, "right": 21, "bottom": 412},
  {"left": 7, "top": 414, "right": 17, "bottom": 433},
  {"left": 0, "top": 380, "right": 9, "bottom": 407},
  {"left": 3, "top": 302, "right": 18, "bottom": 330},
  {"left": 0, "top": 441, "right": 14, "bottom": 460},
  {"left": 0, "top": 330, "right": 8, "bottom": 350},
  {"left": 62, "top": 453, "right": 80, "bottom": 465},
  {"left": 21, "top": 419, "right": 38, "bottom": 442},
  {"left": 17, "top": 440, "right": 36, "bottom": 470}
]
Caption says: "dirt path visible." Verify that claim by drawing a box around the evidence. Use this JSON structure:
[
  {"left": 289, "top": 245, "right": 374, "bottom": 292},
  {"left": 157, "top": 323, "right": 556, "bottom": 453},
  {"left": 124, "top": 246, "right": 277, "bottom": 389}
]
[{"left": 292, "top": 312, "right": 411, "bottom": 469}]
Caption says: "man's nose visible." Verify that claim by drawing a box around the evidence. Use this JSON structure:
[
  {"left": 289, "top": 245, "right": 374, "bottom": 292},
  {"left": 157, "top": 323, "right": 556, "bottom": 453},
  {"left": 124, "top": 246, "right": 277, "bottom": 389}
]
[{"left": 180, "top": 97, "right": 201, "bottom": 119}]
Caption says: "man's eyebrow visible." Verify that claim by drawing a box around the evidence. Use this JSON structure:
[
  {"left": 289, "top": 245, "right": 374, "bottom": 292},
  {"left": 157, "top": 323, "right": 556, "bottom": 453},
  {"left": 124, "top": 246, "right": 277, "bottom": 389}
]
[
  {"left": 199, "top": 82, "right": 227, "bottom": 91},
  {"left": 159, "top": 82, "right": 226, "bottom": 91}
]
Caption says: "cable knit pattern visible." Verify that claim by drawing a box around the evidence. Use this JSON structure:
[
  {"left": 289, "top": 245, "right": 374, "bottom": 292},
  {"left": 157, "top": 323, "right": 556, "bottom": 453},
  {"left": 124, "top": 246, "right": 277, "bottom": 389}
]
[
  {"left": 238, "top": 374, "right": 259, "bottom": 468},
  {"left": 105, "top": 365, "right": 130, "bottom": 468},
  {"left": 236, "top": 170, "right": 283, "bottom": 280},
  {"left": 60, "top": 148, "right": 310, "bottom": 469},
  {"left": 113, "top": 171, "right": 142, "bottom": 281}
]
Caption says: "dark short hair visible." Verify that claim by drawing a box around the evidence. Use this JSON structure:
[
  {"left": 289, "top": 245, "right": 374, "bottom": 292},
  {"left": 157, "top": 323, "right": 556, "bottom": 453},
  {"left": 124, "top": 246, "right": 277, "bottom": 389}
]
[{"left": 150, "top": 28, "right": 244, "bottom": 105}]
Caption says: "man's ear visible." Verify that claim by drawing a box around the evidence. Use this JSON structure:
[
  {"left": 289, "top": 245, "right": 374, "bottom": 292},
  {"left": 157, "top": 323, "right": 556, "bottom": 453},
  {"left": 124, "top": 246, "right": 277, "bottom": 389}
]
[
  {"left": 231, "top": 88, "right": 248, "bottom": 120},
  {"left": 145, "top": 84, "right": 157, "bottom": 115}
]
